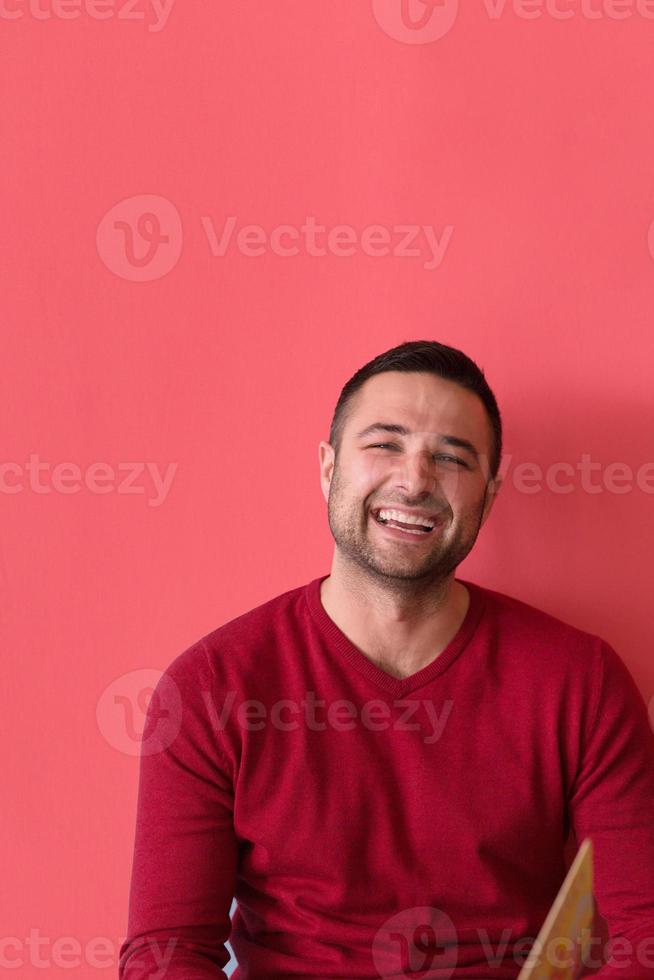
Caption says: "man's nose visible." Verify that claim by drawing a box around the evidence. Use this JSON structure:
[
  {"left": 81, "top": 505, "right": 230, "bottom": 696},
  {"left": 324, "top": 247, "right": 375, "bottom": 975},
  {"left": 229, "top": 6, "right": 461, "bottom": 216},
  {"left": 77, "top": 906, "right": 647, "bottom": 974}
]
[{"left": 394, "top": 451, "right": 440, "bottom": 494}]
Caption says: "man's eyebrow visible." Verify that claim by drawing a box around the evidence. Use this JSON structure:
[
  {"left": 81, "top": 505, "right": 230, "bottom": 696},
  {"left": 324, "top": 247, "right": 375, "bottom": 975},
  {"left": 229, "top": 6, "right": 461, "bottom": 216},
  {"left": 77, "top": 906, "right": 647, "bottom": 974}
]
[
  {"left": 355, "top": 422, "right": 480, "bottom": 458},
  {"left": 439, "top": 434, "right": 481, "bottom": 459},
  {"left": 356, "top": 423, "right": 411, "bottom": 440}
]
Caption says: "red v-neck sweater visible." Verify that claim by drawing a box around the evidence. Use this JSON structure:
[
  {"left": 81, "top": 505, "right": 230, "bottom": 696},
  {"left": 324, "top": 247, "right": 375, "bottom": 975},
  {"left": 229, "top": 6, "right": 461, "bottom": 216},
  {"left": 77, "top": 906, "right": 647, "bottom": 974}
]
[{"left": 119, "top": 575, "right": 654, "bottom": 979}]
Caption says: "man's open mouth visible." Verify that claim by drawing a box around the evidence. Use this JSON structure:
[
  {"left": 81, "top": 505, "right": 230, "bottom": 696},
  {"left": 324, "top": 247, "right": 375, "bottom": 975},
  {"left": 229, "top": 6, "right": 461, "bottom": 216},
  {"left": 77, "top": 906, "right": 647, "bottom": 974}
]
[{"left": 371, "top": 507, "right": 442, "bottom": 536}]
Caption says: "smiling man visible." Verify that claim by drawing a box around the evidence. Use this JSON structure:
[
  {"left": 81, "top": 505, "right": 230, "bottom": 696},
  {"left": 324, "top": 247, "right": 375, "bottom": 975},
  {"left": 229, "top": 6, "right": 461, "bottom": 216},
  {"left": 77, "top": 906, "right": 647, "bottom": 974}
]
[
  {"left": 318, "top": 363, "right": 499, "bottom": 684},
  {"left": 119, "top": 340, "right": 654, "bottom": 980}
]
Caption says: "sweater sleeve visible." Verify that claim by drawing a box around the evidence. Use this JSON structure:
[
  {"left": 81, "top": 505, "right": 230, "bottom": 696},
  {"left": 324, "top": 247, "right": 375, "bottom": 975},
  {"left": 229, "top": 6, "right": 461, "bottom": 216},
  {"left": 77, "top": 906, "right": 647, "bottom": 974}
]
[
  {"left": 568, "top": 639, "right": 654, "bottom": 980},
  {"left": 118, "top": 640, "right": 238, "bottom": 979}
]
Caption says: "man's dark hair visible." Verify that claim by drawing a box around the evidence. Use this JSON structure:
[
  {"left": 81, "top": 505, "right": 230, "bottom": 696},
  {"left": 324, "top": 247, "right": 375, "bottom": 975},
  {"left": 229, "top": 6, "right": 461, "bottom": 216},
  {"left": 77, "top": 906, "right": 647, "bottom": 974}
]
[{"left": 328, "top": 339, "right": 502, "bottom": 481}]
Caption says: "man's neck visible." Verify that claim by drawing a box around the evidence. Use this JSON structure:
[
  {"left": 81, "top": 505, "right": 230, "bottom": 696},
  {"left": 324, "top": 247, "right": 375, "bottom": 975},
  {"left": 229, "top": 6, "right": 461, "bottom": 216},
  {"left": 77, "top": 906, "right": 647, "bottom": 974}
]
[{"left": 319, "top": 566, "right": 470, "bottom": 680}]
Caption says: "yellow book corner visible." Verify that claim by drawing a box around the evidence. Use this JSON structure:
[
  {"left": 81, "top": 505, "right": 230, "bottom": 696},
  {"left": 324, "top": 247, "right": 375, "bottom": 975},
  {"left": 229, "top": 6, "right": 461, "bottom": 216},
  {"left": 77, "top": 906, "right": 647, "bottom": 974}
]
[{"left": 518, "top": 838, "right": 594, "bottom": 980}]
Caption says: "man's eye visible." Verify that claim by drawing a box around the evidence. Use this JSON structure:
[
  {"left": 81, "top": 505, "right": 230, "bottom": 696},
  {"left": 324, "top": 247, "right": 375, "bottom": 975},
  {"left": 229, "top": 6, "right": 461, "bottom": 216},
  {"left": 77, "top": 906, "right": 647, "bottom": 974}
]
[
  {"left": 367, "top": 445, "right": 466, "bottom": 467},
  {"left": 436, "top": 454, "right": 467, "bottom": 466},
  {"left": 436, "top": 453, "right": 470, "bottom": 470}
]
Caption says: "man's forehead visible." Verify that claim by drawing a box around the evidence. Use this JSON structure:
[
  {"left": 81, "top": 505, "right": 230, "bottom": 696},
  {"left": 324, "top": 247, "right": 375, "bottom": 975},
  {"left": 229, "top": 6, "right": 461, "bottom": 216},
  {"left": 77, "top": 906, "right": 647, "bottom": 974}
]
[{"left": 351, "top": 373, "right": 487, "bottom": 429}]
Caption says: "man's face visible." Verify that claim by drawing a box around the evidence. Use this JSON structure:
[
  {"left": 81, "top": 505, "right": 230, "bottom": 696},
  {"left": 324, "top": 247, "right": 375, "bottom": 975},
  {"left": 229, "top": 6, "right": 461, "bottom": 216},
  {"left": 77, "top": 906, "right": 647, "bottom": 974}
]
[{"left": 319, "top": 371, "right": 501, "bottom": 583}]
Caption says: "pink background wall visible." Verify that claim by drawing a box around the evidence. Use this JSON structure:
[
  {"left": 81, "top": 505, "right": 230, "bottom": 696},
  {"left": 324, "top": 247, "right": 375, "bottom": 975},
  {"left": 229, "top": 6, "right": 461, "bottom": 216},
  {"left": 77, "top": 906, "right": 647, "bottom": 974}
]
[{"left": 3, "top": 1, "right": 654, "bottom": 975}]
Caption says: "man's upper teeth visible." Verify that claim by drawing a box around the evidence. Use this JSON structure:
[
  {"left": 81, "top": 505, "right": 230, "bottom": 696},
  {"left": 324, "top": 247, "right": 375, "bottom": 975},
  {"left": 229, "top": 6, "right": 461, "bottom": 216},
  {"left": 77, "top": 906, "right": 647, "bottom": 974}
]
[{"left": 377, "top": 509, "right": 435, "bottom": 528}]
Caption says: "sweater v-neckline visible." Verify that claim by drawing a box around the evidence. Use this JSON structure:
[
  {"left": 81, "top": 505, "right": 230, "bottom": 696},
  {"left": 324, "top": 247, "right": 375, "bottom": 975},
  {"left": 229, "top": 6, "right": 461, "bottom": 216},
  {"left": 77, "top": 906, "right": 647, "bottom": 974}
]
[{"left": 304, "top": 573, "right": 486, "bottom": 697}]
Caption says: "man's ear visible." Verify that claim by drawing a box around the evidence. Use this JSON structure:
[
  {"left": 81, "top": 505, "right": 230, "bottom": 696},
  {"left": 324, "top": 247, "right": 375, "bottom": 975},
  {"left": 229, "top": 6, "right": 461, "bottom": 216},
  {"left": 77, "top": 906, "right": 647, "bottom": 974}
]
[
  {"left": 480, "top": 476, "right": 502, "bottom": 526},
  {"left": 318, "top": 441, "right": 335, "bottom": 504}
]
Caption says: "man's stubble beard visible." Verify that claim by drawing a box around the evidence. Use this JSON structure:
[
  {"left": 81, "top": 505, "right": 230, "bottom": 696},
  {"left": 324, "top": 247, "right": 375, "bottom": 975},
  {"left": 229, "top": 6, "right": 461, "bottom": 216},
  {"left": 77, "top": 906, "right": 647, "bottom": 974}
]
[{"left": 326, "top": 458, "right": 489, "bottom": 584}]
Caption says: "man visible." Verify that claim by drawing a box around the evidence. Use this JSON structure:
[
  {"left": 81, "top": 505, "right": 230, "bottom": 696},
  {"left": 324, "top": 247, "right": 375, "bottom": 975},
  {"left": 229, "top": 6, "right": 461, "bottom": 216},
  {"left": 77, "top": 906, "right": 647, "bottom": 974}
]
[{"left": 119, "top": 339, "right": 654, "bottom": 979}]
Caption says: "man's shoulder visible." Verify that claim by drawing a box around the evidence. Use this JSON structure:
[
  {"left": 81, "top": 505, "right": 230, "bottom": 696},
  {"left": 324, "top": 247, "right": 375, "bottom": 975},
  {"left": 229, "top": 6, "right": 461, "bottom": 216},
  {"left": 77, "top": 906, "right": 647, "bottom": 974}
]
[
  {"left": 470, "top": 578, "right": 606, "bottom": 663},
  {"left": 202, "top": 577, "right": 309, "bottom": 646},
  {"left": 164, "top": 577, "right": 312, "bottom": 683}
]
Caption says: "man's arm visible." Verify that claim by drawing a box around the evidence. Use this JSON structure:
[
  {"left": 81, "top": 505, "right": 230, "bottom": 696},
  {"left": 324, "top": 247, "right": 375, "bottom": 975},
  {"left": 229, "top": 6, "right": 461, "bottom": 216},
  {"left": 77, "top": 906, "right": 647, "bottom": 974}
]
[
  {"left": 118, "top": 640, "right": 238, "bottom": 979},
  {"left": 569, "top": 639, "right": 654, "bottom": 979}
]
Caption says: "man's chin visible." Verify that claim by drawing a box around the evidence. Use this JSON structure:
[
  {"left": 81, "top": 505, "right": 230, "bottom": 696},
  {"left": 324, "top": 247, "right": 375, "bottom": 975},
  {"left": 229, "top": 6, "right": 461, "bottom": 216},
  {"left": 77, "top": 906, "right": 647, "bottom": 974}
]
[{"left": 364, "top": 551, "right": 449, "bottom": 581}]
